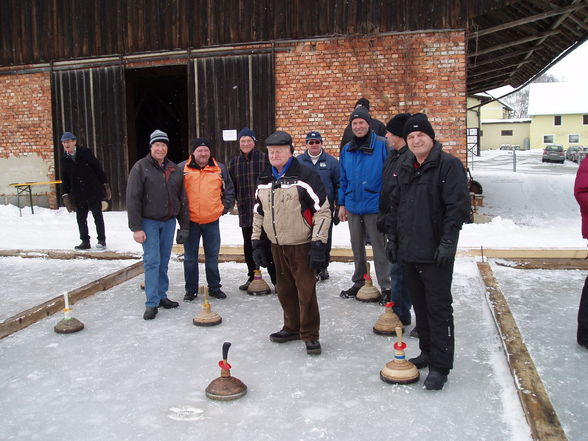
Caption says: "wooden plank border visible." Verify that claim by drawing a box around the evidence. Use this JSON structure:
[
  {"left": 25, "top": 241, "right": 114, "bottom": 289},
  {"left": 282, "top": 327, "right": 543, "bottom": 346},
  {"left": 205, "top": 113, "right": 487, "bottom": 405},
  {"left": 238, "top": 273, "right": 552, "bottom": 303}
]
[
  {"left": 0, "top": 261, "right": 144, "bottom": 340},
  {"left": 477, "top": 262, "right": 567, "bottom": 441}
]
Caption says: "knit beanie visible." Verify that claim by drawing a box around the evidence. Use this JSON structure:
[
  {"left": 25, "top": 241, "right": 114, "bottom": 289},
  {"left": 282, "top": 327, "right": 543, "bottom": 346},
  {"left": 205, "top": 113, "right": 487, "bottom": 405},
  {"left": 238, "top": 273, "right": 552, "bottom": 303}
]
[
  {"left": 349, "top": 106, "right": 371, "bottom": 124},
  {"left": 190, "top": 137, "right": 213, "bottom": 155},
  {"left": 150, "top": 129, "right": 169, "bottom": 146},
  {"left": 386, "top": 113, "right": 412, "bottom": 137},
  {"left": 355, "top": 98, "right": 370, "bottom": 111},
  {"left": 238, "top": 127, "right": 257, "bottom": 141},
  {"left": 403, "top": 113, "right": 435, "bottom": 142}
]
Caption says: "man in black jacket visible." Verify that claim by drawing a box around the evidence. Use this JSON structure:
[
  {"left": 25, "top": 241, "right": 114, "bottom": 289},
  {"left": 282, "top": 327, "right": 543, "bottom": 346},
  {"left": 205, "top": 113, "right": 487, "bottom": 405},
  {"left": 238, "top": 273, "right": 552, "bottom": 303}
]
[
  {"left": 60, "top": 132, "right": 111, "bottom": 250},
  {"left": 388, "top": 114, "right": 470, "bottom": 390}
]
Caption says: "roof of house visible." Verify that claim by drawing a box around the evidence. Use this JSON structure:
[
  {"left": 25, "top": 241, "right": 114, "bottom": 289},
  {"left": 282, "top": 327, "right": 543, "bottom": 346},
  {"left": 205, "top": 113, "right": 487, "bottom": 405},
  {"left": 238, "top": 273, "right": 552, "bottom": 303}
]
[
  {"left": 482, "top": 118, "right": 532, "bottom": 124},
  {"left": 528, "top": 82, "right": 588, "bottom": 115}
]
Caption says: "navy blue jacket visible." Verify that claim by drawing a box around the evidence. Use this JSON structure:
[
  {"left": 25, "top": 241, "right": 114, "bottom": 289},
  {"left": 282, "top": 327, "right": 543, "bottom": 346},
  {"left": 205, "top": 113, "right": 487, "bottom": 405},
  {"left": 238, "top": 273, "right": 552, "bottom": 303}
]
[
  {"left": 338, "top": 131, "right": 388, "bottom": 215},
  {"left": 297, "top": 149, "right": 340, "bottom": 207}
]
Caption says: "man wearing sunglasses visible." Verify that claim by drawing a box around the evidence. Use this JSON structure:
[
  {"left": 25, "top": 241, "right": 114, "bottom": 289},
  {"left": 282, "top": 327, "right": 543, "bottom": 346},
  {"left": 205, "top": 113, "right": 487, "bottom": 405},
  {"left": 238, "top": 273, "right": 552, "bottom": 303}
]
[{"left": 298, "top": 131, "right": 340, "bottom": 281}]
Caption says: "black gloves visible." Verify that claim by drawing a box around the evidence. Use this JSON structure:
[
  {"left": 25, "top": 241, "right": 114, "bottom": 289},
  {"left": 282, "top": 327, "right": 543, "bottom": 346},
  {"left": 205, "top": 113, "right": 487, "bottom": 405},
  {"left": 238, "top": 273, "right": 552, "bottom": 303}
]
[
  {"left": 385, "top": 235, "right": 398, "bottom": 263},
  {"left": 62, "top": 194, "right": 75, "bottom": 212},
  {"left": 332, "top": 206, "right": 340, "bottom": 226},
  {"left": 103, "top": 183, "right": 112, "bottom": 201},
  {"left": 252, "top": 239, "right": 269, "bottom": 268},
  {"left": 376, "top": 213, "right": 393, "bottom": 234},
  {"left": 434, "top": 239, "right": 457, "bottom": 266},
  {"left": 176, "top": 229, "right": 190, "bottom": 245},
  {"left": 308, "top": 241, "right": 328, "bottom": 271}
]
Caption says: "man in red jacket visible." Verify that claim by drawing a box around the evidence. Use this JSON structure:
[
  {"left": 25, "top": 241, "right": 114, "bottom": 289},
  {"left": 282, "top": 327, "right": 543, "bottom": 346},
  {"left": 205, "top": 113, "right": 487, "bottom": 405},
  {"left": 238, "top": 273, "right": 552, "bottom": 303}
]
[{"left": 573, "top": 159, "right": 588, "bottom": 349}]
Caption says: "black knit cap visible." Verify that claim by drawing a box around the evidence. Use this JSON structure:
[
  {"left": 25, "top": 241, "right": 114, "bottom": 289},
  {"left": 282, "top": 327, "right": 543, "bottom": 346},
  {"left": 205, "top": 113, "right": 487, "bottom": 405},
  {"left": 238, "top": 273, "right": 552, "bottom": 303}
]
[
  {"left": 349, "top": 106, "right": 371, "bottom": 124},
  {"left": 403, "top": 113, "right": 435, "bottom": 142},
  {"left": 190, "top": 137, "right": 212, "bottom": 154},
  {"left": 355, "top": 98, "right": 370, "bottom": 111},
  {"left": 386, "top": 113, "right": 412, "bottom": 137},
  {"left": 265, "top": 130, "right": 294, "bottom": 153}
]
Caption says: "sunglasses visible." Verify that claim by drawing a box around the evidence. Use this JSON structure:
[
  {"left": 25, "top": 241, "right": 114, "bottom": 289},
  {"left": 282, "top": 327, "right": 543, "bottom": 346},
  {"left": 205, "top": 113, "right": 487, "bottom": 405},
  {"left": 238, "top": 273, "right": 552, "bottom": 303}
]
[{"left": 307, "top": 140, "right": 322, "bottom": 145}]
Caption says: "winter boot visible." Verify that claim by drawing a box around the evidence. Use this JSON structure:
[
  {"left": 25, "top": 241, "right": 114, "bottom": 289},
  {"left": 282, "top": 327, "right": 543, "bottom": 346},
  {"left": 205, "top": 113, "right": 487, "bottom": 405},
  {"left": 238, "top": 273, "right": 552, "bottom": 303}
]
[
  {"left": 96, "top": 241, "right": 106, "bottom": 249},
  {"left": 409, "top": 352, "right": 429, "bottom": 369},
  {"left": 143, "top": 307, "right": 158, "bottom": 320},
  {"left": 183, "top": 292, "right": 197, "bottom": 301},
  {"left": 340, "top": 285, "right": 362, "bottom": 298},
  {"left": 379, "top": 289, "right": 392, "bottom": 305},
  {"left": 305, "top": 340, "right": 322, "bottom": 355},
  {"left": 159, "top": 298, "right": 179, "bottom": 309},
  {"left": 319, "top": 269, "right": 329, "bottom": 281},
  {"left": 424, "top": 368, "right": 448, "bottom": 390},
  {"left": 74, "top": 241, "right": 91, "bottom": 250},
  {"left": 239, "top": 280, "right": 252, "bottom": 291},
  {"left": 209, "top": 289, "right": 226, "bottom": 299},
  {"left": 269, "top": 329, "right": 300, "bottom": 343}
]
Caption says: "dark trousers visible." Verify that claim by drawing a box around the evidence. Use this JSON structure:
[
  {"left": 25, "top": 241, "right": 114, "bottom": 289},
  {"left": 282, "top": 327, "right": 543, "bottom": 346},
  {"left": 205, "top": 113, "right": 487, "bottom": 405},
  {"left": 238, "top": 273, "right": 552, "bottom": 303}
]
[
  {"left": 403, "top": 261, "right": 455, "bottom": 372},
  {"left": 271, "top": 243, "right": 320, "bottom": 341},
  {"left": 579, "top": 276, "right": 588, "bottom": 347},
  {"left": 242, "top": 226, "right": 276, "bottom": 285},
  {"left": 76, "top": 200, "right": 105, "bottom": 242}
]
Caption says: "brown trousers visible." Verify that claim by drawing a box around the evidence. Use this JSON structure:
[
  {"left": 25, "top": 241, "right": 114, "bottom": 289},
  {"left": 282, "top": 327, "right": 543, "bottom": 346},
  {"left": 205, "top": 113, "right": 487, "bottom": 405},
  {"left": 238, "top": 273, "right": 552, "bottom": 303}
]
[{"left": 271, "top": 242, "right": 320, "bottom": 341}]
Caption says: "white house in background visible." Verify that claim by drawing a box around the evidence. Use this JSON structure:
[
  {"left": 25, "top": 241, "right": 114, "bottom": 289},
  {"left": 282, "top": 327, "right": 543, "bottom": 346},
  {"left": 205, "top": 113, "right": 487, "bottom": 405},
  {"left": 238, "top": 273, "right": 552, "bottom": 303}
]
[
  {"left": 528, "top": 82, "right": 588, "bottom": 149},
  {"left": 478, "top": 94, "right": 530, "bottom": 150}
]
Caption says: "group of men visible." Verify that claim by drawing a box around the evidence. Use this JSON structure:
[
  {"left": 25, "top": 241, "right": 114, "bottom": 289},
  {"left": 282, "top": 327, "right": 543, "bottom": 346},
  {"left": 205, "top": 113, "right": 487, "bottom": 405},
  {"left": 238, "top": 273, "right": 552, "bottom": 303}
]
[{"left": 59, "top": 97, "right": 471, "bottom": 390}]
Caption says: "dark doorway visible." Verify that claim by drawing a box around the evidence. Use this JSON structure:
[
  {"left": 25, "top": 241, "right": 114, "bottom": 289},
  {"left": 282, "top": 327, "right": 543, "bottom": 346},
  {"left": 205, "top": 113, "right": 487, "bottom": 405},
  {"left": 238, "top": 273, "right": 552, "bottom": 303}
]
[{"left": 125, "top": 65, "right": 189, "bottom": 167}]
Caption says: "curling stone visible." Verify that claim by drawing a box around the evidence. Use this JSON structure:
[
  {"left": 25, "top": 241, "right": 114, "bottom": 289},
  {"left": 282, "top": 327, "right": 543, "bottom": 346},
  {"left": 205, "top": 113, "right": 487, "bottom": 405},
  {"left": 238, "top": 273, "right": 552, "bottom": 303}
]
[
  {"left": 247, "top": 269, "right": 272, "bottom": 295},
  {"left": 356, "top": 262, "right": 381, "bottom": 303},
  {"left": 205, "top": 342, "right": 247, "bottom": 401},
  {"left": 54, "top": 292, "right": 84, "bottom": 334},
  {"left": 373, "top": 301, "right": 404, "bottom": 336},
  {"left": 380, "top": 327, "right": 420, "bottom": 385},
  {"left": 193, "top": 286, "right": 222, "bottom": 326}
]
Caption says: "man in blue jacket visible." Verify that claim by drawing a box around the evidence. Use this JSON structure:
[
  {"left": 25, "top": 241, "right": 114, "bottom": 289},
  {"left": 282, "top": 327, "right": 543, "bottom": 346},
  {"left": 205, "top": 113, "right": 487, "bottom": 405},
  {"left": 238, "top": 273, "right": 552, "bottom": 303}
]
[
  {"left": 338, "top": 107, "right": 391, "bottom": 300},
  {"left": 297, "top": 131, "right": 340, "bottom": 281}
]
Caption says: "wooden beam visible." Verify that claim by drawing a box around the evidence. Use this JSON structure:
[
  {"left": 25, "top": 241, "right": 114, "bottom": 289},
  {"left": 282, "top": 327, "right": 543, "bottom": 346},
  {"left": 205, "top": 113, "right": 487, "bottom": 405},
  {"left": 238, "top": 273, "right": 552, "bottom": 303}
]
[
  {"left": 469, "top": 59, "right": 530, "bottom": 79},
  {"left": 468, "top": 3, "right": 587, "bottom": 39},
  {"left": 469, "top": 31, "right": 560, "bottom": 57},
  {"left": 0, "top": 261, "right": 144, "bottom": 339},
  {"left": 477, "top": 262, "right": 568, "bottom": 441},
  {"left": 468, "top": 48, "right": 531, "bottom": 68}
]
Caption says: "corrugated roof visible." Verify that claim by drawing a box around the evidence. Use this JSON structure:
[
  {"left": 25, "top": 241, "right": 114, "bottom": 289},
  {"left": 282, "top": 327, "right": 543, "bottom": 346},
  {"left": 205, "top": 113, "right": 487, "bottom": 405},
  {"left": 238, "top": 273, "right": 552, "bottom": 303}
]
[{"left": 527, "top": 82, "right": 588, "bottom": 115}]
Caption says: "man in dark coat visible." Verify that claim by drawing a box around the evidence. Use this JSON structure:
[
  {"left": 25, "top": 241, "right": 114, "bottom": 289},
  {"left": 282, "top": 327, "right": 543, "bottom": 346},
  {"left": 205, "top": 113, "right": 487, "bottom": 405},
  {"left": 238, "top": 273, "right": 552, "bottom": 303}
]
[
  {"left": 388, "top": 114, "right": 471, "bottom": 390},
  {"left": 573, "top": 159, "right": 588, "bottom": 349},
  {"left": 60, "top": 132, "right": 111, "bottom": 250}
]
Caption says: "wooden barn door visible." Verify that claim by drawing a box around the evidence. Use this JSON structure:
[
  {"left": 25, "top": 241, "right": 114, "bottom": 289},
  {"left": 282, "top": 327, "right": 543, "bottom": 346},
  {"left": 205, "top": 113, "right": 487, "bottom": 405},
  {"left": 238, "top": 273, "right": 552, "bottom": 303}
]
[
  {"left": 192, "top": 53, "right": 275, "bottom": 166},
  {"left": 52, "top": 66, "right": 127, "bottom": 210}
]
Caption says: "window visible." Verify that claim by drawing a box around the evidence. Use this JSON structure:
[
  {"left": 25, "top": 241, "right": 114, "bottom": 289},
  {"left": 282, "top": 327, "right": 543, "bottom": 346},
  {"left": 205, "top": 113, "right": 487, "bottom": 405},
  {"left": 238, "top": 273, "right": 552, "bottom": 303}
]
[
  {"left": 569, "top": 134, "right": 580, "bottom": 143},
  {"left": 583, "top": 115, "right": 588, "bottom": 125},
  {"left": 501, "top": 130, "right": 513, "bottom": 136},
  {"left": 543, "top": 135, "right": 554, "bottom": 143},
  {"left": 554, "top": 115, "right": 562, "bottom": 126}
]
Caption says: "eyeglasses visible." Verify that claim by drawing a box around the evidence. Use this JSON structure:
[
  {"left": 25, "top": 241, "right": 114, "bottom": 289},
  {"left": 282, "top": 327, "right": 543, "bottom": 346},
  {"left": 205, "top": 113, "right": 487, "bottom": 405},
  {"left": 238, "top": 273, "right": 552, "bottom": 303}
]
[{"left": 307, "top": 140, "right": 322, "bottom": 145}]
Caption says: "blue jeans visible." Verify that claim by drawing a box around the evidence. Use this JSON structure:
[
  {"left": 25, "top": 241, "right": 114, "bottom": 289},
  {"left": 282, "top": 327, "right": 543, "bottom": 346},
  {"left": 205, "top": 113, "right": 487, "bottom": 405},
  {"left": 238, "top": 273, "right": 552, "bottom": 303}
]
[
  {"left": 391, "top": 262, "right": 412, "bottom": 325},
  {"left": 141, "top": 218, "right": 176, "bottom": 307},
  {"left": 183, "top": 219, "right": 221, "bottom": 294}
]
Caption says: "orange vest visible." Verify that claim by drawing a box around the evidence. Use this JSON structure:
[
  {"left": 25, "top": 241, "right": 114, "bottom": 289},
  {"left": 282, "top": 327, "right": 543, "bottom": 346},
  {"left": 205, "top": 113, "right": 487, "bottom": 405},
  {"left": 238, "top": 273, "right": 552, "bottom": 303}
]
[{"left": 183, "top": 159, "right": 224, "bottom": 224}]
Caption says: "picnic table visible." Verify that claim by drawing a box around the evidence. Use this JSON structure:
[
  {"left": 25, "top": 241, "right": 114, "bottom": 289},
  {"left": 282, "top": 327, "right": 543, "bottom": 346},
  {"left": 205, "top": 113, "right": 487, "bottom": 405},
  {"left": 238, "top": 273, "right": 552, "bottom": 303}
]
[{"left": 9, "top": 180, "right": 62, "bottom": 216}]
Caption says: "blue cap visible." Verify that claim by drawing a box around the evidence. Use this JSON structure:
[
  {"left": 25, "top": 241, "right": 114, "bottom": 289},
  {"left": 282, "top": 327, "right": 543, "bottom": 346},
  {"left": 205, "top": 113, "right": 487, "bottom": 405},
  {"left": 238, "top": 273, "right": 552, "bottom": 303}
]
[
  {"left": 305, "top": 131, "right": 322, "bottom": 142},
  {"left": 238, "top": 127, "right": 257, "bottom": 141},
  {"left": 61, "top": 132, "right": 76, "bottom": 141}
]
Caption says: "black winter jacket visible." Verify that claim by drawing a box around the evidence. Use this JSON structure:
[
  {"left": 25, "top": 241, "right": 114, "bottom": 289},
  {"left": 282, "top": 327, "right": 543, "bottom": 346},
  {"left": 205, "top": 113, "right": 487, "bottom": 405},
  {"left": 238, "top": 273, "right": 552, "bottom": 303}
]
[
  {"left": 390, "top": 142, "right": 471, "bottom": 263},
  {"left": 126, "top": 154, "right": 189, "bottom": 232},
  {"left": 60, "top": 146, "right": 108, "bottom": 204}
]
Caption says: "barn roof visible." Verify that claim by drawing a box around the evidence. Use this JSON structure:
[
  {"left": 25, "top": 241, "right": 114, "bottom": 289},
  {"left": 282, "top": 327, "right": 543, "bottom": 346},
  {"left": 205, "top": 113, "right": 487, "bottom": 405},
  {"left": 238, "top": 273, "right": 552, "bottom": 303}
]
[{"left": 527, "top": 82, "right": 588, "bottom": 115}]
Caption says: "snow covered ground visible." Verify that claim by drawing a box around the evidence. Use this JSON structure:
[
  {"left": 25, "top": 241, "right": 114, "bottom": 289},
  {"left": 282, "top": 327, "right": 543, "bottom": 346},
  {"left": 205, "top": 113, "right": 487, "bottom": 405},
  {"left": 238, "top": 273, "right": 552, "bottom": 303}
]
[{"left": 0, "top": 148, "right": 587, "bottom": 441}]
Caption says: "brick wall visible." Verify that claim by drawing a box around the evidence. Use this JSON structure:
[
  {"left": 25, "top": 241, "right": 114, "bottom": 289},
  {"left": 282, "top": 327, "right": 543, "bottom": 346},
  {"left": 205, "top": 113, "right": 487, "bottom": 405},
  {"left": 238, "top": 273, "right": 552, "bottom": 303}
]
[
  {"left": 275, "top": 31, "right": 467, "bottom": 162},
  {"left": 0, "top": 72, "right": 57, "bottom": 207}
]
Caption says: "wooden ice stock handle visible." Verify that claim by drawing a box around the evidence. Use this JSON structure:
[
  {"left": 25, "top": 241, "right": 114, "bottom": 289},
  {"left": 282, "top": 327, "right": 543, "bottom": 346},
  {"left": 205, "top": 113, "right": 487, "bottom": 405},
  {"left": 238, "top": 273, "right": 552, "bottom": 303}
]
[
  {"left": 396, "top": 327, "right": 403, "bottom": 342},
  {"left": 222, "top": 342, "right": 231, "bottom": 362}
]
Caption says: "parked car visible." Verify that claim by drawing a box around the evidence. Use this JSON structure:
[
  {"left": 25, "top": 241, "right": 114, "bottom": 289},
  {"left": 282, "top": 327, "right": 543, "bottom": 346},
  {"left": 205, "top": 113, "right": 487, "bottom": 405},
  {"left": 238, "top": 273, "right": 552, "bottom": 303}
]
[
  {"left": 566, "top": 145, "right": 582, "bottom": 161},
  {"left": 542, "top": 144, "right": 565, "bottom": 163},
  {"left": 576, "top": 147, "right": 588, "bottom": 163}
]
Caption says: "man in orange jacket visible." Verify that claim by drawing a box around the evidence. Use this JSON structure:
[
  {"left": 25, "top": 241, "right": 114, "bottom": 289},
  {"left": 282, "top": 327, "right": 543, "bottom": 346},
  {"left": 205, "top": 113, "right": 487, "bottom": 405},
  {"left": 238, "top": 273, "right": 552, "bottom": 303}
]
[{"left": 179, "top": 138, "right": 235, "bottom": 300}]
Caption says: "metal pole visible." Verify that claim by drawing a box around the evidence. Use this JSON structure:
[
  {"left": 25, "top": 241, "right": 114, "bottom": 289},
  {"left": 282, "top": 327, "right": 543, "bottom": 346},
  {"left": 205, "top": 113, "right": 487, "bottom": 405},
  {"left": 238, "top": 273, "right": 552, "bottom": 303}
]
[{"left": 513, "top": 149, "right": 517, "bottom": 172}]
